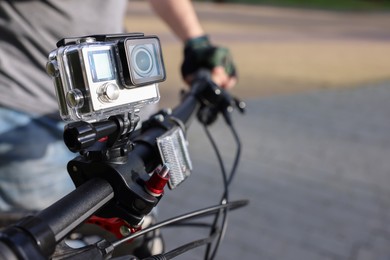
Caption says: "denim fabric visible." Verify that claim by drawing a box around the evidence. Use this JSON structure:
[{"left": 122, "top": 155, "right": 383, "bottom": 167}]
[{"left": 0, "top": 108, "right": 75, "bottom": 211}]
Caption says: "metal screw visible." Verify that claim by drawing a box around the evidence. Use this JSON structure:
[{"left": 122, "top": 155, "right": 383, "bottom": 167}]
[{"left": 119, "top": 225, "right": 131, "bottom": 236}]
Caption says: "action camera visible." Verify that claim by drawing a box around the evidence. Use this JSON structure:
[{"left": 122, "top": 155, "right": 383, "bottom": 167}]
[{"left": 46, "top": 33, "right": 165, "bottom": 122}]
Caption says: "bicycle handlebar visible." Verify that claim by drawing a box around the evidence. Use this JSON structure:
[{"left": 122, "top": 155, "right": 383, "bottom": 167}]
[{"left": 0, "top": 71, "right": 232, "bottom": 259}]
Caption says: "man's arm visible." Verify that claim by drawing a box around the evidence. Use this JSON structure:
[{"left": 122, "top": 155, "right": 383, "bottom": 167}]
[
  {"left": 147, "top": 0, "right": 204, "bottom": 41},
  {"left": 148, "top": 0, "right": 237, "bottom": 89}
]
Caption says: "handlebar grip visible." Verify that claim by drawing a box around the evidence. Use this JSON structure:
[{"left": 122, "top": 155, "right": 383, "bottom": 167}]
[{"left": 36, "top": 178, "right": 114, "bottom": 243}]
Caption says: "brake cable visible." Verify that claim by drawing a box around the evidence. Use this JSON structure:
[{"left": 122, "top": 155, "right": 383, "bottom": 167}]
[{"left": 102, "top": 200, "right": 249, "bottom": 258}]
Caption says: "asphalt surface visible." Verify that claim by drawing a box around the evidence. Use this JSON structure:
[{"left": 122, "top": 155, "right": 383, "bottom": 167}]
[{"left": 158, "top": 82, "right": 390, "bottom": 260}]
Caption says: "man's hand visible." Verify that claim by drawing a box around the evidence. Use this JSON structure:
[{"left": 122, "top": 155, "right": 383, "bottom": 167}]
[
  {"left": 181, "top": 35, "right": 237, "bottom": 89},
  {"left": 148, "top": 1, "right": 237, "bottom": 88},
  {"left": 210, "top": 66, "right": 237, "bottom": 89}
]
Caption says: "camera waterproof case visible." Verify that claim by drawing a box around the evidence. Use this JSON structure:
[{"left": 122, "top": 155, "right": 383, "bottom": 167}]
[{"left": 46, "top": 33, "right": 165, "bottom": 122}]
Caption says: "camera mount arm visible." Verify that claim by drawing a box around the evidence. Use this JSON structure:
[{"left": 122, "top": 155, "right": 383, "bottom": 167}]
[{"left": 63, "top": 112, "right": 140, "bottom": 157}]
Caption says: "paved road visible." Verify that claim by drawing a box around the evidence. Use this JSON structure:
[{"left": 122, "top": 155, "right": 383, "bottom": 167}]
[
  {"left": 125, "top": 2, "right": 390, "bottom": 259},
  {"left": 158, "top": 82, "right": 390, "bottom": 259}
]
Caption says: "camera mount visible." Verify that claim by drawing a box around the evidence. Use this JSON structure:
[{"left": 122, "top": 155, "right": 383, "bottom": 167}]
[
  {"left": 48, "top": 32, "right": 168, "bottom": 229},
  {"left": 64, "top": 111, "right": 167, "bottom": 227}
]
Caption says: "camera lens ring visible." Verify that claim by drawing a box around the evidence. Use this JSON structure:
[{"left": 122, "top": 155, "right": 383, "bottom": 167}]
[{"left": 132, "top": 45, "right": 154, "bottom": 77}]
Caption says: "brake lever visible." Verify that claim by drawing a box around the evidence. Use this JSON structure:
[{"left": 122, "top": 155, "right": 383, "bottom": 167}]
[{"left": 191, "top": 70, "right": 246, "bottom": 125}]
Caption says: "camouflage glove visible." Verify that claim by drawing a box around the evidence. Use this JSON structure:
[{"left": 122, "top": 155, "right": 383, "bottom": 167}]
[{"left": 181, "top": 35, "right": 236, "bottom": 81}]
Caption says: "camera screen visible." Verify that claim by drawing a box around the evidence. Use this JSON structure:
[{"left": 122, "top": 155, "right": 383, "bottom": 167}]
[{"left": 88, "top": 50, "right": 115, "bottom": 82}]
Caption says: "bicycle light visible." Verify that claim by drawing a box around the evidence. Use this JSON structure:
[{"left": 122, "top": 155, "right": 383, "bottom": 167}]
[{"left": 157, "top": 126, "right": 192, "bottom": 189}]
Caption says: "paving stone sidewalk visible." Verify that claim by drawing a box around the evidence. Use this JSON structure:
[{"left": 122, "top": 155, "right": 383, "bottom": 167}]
[{"left": 158, "top": 82, "right": 390, "bottom": 260}]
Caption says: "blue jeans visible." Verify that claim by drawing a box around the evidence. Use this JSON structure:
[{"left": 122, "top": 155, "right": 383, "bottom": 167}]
[{"left": 0, "top": 108, "right": 75, "bottom": 211}]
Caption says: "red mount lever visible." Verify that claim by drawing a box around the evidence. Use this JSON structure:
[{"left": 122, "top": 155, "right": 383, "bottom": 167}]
[
  {"left": 86, "top": 215, "right": 141, "bottom": 241},
  {"left": 86, "top": 165, "right": 169, "bottom": 241},
  {"left": 145, "top": 164, "right": 170, "bottom": 197}
]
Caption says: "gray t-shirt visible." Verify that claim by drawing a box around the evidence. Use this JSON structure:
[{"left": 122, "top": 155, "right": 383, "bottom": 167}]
[{"left": 0, "top": 0, "right": 128, "bottom": 116}]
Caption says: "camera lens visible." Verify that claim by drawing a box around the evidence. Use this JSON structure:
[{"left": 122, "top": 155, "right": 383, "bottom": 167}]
[
  {"left": 132, "top": 46, "right": 153, "bottom": 77},
  {"left": 136, "top": 51, "right": 151, "bottom": 71}
]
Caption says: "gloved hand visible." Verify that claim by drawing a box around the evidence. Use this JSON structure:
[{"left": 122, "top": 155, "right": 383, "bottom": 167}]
[{"left": 181, "top": 35, "right": 237, "bottom": 89}]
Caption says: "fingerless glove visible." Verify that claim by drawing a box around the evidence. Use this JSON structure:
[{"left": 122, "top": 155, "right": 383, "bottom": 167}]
[{"left": 181, "top": 35, "right": 236, "bottom": 80}]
